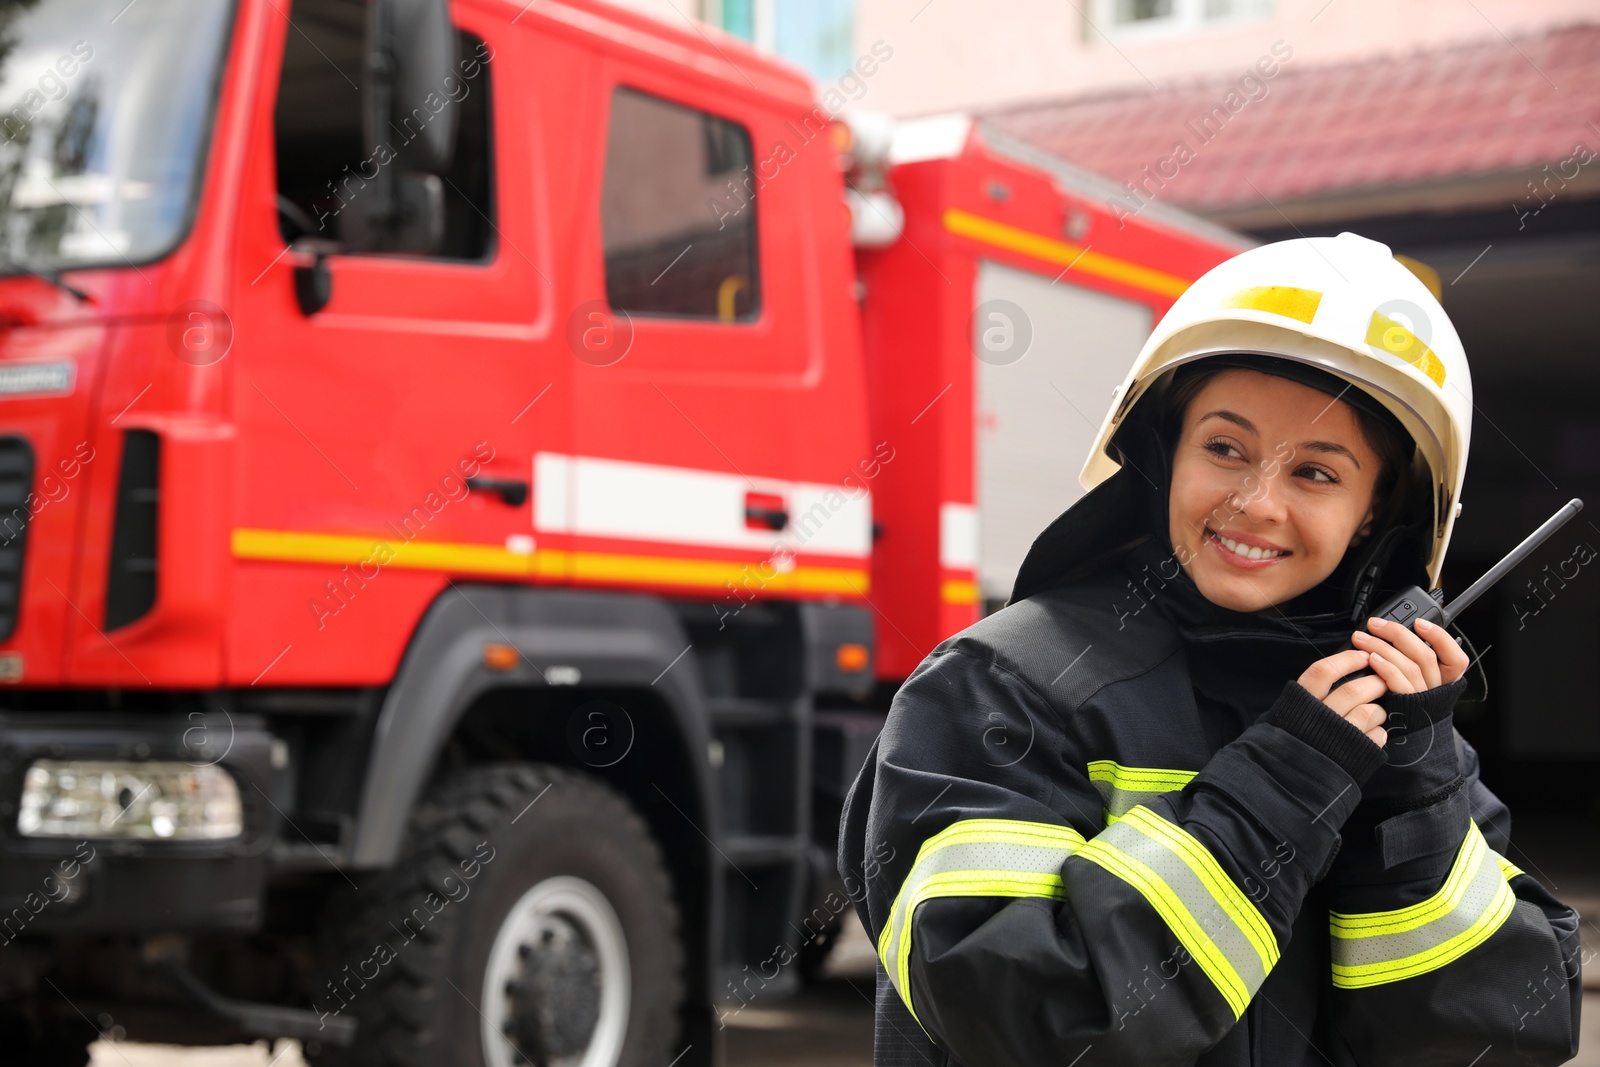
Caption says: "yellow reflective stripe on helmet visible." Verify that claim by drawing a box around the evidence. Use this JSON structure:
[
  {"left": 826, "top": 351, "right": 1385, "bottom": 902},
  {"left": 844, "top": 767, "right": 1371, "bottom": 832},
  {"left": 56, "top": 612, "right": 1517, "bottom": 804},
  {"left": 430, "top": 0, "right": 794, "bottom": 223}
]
[
  {"left": 1076, "top": 805, "right": 1279, "bottom": 1019},
  {"left": 1329, "top": 821, "right": 1516, "bottom": 988},
  {"left": 1220, "top": 285, "right": 1323, "bottom": 324},
  {"left": 877, "top": 819, "right": 1087, "bottom": 1023},
  {"left": 1087, "top": 760, "right": 1197, "bottom": 825},
  {"left": 1365, "top": 311, "right": 1448, "bottom": 387}
]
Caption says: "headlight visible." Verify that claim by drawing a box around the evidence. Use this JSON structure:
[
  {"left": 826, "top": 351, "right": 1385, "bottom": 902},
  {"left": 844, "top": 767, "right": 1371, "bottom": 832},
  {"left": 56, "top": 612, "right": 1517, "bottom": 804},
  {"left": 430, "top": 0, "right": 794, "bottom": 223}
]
[{"left": 17, "top": 760, "right": 243, "bottom": 840}]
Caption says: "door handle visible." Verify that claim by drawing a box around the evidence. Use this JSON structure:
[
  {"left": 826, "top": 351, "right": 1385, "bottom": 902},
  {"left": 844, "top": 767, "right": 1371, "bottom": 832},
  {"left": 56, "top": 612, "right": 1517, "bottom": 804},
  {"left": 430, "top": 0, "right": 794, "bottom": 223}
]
[
  {"left": 744, "top": 491, "right": 787, "bottom": 531},
  {"left": 466, "top": 477, "right": 528, "bottom": 507}
]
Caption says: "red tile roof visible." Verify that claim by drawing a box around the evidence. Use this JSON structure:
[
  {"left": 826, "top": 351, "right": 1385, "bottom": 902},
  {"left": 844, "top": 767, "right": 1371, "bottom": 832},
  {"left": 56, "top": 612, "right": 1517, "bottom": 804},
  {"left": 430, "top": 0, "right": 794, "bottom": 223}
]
[{"left": 983, "top": 23, "right": 1600, "bottom": 213}]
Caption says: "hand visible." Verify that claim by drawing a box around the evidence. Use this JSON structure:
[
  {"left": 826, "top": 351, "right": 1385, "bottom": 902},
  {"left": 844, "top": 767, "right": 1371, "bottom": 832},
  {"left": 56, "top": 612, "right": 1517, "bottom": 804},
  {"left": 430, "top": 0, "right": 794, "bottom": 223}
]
[
  {"left": 1351, "top": 617, "right": 1469, "bottom": 694},
  {"left": 1298, "top": 649, "right": 1389, "bottom": 747}
]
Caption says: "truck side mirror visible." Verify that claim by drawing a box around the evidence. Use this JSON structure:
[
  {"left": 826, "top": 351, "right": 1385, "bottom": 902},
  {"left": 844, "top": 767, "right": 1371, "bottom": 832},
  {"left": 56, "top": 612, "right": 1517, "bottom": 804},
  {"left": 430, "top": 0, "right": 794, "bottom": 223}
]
[
  {"left": 367, "top": 0, "right": 458, "bottom": 174},
  {"left": 356, "top": 0, "right": 457, "bottom": 252},
  {"left": 294, "top": 252, "right": 332, "bottom": 316}
]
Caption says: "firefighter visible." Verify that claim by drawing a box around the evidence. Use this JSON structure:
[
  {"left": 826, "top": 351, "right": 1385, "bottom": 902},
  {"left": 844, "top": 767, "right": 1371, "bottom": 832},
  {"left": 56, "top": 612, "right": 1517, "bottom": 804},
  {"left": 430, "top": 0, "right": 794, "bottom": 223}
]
[{"left": 838, "top": 232, "right": 1583, "bottom": 1066}]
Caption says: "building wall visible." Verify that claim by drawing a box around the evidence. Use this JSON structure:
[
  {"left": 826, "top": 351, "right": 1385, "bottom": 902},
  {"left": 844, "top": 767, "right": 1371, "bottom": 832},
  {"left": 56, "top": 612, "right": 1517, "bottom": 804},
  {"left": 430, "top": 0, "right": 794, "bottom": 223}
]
[
  {"left": 853, "top": 0, "right": 1600, "bottom": 117},
  {"left": 595, "top": 0, "right": 709, "bottom": 27},
  {"left": 599, "top": 0, "right": 865, "bottom": 84}
]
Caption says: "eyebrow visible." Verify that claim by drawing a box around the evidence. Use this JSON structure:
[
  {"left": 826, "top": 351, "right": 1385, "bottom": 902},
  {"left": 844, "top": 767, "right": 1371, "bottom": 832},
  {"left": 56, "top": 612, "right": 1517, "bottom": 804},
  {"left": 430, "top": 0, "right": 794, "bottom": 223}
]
[{"left": 1197, "top": 410, "right": 1362, "bottom": 470}]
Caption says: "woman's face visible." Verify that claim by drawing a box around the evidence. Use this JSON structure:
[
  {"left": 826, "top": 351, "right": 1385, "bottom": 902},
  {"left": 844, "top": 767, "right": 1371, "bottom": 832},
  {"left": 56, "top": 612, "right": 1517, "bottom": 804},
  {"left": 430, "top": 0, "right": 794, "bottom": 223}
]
[{"left": 1167, "top": 369, "right": 1382, "bottom": 612}]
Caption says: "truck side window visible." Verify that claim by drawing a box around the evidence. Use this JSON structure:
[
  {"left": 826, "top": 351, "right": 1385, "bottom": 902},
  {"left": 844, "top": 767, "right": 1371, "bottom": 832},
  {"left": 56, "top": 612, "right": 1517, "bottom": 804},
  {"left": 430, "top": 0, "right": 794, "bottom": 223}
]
[
  {"left": 601, "top": 87, "right": 759, "bottom": 321},
  {"left": 272, "top": 0, "right": 494, "bottom": 260}
]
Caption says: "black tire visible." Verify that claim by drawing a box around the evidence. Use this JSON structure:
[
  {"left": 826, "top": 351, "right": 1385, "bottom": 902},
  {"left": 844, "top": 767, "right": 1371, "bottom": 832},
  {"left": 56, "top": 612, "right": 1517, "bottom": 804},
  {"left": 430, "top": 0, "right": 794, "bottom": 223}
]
[{"left": 307, "top": 764, "right": 683, "bottom": 1067}]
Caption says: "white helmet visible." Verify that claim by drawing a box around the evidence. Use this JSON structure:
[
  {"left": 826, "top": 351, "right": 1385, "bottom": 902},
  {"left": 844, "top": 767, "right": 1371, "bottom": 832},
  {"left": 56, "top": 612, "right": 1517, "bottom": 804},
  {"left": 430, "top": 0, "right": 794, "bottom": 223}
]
[{"left": 1081, "top": 232, "right": 1471, "bottom": 587}]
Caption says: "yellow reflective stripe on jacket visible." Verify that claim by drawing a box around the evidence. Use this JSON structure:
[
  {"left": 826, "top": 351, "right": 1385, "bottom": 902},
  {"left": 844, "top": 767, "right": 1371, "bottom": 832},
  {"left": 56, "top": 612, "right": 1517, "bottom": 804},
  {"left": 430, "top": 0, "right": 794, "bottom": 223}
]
[
  {"left": 1076, "top": 805, "right": 1278, "bottom": 1019},
  {"left": 877, "top": 819, "right": 1087, "bottom": 1023},
  {"left": 1086, "top": 760, "right": 1198, "bottom": 825},
  {"left": 1497, "top": 854, "right": 1525, "bottom": 881},
  {"left": 1329, "top": 821, "right": 1516, "bottom": 988}
]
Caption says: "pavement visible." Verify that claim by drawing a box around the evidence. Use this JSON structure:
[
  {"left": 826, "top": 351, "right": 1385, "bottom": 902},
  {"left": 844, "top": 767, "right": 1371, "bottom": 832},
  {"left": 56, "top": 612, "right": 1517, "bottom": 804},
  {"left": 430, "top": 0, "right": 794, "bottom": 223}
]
[
  {"left": 85, "top": 911, "right": 1600, "bottom": 1067},
  {"left": 89, "top": 920, "right": 883, "bottom": 1067},
  {"left": 90, "top": 832, "right": 1600, "bottom": 1066}
]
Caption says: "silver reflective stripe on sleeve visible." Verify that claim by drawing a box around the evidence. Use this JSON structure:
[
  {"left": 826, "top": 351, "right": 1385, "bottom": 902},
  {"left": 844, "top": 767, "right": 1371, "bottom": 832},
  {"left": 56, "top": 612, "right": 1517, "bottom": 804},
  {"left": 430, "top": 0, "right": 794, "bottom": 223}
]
[
  {"left": 1330, "top": 820, "right": 1516, "bottom": 988},
  {"left": 1087, "top": 760, "right": 1198, "bottom": 824},
  {"left": 1075, "top": 804, "right": 1278, "bottom": 1019},
  {"left": 876, "top": 819, "right": 1087, "bottom": 1023}
]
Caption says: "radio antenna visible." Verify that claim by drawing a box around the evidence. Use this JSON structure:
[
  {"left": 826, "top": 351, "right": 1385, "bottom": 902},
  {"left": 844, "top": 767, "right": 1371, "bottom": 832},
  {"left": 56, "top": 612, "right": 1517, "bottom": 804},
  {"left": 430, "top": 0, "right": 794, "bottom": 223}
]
[{"left": 1441, "top": 498, "right": 1584, "bottom": 625}]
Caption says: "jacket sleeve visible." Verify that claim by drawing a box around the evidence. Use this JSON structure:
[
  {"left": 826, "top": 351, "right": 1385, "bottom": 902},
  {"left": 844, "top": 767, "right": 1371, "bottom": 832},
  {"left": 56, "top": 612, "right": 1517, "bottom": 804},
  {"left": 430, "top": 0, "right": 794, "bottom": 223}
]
[
  {"left": 1322, "top": 679, "right": 1583, "bottom": 1066},
  {"left": 838, "top": 642, "right": 1388, "bottom": 1067}
]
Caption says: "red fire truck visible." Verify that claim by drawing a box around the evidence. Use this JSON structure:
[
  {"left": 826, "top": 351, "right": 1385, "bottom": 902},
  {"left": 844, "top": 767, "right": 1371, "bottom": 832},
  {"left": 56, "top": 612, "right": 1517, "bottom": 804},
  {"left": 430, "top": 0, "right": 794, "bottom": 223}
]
[{"left": 0, "top": 0, "right": 1245, "bottom": 1062}]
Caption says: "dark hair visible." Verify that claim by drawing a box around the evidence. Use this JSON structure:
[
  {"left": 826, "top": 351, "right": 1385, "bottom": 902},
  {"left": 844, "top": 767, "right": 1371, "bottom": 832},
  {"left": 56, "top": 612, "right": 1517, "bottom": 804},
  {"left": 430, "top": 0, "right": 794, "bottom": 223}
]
[{"left": 1159, "top": 362, "right": 1420, "bottom": 540}]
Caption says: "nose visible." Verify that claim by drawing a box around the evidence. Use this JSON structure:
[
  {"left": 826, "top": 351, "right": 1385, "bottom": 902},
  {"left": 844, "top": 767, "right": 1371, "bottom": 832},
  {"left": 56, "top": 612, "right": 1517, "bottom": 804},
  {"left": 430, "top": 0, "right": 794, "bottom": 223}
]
[{"left": 1232, "top": 469, "right": 1288, "bottom": 526}]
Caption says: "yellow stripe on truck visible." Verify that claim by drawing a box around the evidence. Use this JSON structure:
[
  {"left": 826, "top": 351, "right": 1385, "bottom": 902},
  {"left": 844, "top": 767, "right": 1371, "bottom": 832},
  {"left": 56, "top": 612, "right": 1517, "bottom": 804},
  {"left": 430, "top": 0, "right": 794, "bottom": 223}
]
[
  {"left": 232, "top": 528, "right": 549, "bottom": 577},
  {"left": 232, "top": 528, "right": 869, "bottom": 595},
  {"left": 940, "top": 578, "right": 980, "bottom": 605},
  {"left": 943, "top": 209, "right": 1194, "bottom": 299}
]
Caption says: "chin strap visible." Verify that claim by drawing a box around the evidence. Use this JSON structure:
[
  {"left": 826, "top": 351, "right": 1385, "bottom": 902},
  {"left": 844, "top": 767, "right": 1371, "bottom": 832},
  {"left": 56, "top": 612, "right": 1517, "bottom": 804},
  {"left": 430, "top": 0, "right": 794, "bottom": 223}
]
[
  {"left": 1348, "top": 557, "right": 1385, "bottom": 623},
  {"left": 1344, "top": 519, "right": 1431, "bottom": 624}
]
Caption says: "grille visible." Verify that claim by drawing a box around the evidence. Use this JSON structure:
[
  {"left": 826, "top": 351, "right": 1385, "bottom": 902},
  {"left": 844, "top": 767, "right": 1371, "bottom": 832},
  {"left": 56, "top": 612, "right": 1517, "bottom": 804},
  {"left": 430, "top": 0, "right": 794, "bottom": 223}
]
[
  {"left": 0, "top": 438, "right": 32, "bottom": 640},
  {"left": 105, "top": 430, "right": 159, "bottom": 630}
]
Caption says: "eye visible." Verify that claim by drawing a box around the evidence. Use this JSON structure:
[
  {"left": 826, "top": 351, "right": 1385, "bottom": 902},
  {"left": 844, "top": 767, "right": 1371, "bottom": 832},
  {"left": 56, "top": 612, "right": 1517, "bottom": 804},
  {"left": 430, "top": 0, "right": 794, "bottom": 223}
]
[
  {"left": 1297, "top": 464, "right": 1338, "bottom": 484},
  {"left": 1203, "top": 439, "right": 1243, "bottom": 461}
]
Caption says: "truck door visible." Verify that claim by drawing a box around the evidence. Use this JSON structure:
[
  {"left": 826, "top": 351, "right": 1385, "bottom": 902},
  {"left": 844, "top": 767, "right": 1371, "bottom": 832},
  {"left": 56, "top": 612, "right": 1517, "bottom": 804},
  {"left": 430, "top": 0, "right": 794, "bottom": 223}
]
[
  {"left": 230, "top": 3, "right": 556, "bottom": 684},
  {"left": 550, "top": 63, "right": 870, "bottom": 606},
  {"left": 560, "top": 59, "right": 872, "bottom": 1000}
]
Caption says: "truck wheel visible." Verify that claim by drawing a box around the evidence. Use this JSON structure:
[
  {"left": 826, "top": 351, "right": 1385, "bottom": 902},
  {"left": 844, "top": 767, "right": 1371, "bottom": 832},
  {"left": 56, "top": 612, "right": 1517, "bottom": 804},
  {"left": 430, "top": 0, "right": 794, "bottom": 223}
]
[{"left": 308, "top": 765, "right": 683, "bottom": 1067}]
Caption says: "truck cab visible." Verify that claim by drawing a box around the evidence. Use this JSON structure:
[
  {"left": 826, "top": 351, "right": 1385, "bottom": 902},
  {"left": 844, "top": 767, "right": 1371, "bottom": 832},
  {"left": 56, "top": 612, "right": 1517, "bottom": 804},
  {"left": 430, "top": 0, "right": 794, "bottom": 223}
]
[{"left": 0, "top": 0, "right": 1242, "bottom": 1063}]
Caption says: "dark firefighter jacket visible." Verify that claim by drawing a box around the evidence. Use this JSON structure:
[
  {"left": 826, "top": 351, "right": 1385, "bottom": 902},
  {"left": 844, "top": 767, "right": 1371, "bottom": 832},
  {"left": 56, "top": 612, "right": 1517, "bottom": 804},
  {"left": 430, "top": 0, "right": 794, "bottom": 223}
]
[{"left": 837, "top": 453, "right": 1583, "bottom": 1067}]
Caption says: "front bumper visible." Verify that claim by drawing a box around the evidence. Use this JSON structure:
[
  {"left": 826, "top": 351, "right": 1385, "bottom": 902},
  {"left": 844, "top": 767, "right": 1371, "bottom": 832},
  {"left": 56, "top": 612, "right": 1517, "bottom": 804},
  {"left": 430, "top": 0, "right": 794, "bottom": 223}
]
[{"left": 0, "top": 711, "right": 279, "bottom": 934}]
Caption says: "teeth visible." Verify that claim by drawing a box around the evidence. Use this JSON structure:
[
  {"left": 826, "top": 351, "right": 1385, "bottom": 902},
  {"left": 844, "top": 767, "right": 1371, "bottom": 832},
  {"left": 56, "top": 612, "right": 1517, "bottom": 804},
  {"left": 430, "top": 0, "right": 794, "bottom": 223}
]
[{"left": 1211, "top": 529, "right": 1287, "bottom": 560}]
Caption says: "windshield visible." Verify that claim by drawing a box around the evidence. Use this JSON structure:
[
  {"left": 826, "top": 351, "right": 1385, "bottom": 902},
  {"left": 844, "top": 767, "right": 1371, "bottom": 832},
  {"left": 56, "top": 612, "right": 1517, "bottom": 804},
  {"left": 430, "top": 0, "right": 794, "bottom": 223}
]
[{"left": 0, "top": 0, "right": 235, "bottom": 272}]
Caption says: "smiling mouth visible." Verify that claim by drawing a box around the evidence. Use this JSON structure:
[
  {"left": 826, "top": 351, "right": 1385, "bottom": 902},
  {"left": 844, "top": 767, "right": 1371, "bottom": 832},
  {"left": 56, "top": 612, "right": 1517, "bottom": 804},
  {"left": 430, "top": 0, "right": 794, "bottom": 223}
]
[{"left": 1204, "top": 526, "right": 1292, "bottom": 564}]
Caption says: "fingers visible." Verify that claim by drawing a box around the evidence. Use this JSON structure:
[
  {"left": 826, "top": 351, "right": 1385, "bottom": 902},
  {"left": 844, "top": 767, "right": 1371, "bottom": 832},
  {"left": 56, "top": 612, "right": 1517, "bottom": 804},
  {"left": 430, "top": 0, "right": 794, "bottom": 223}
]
[
  {"left": 1297, "top": 650, "right": 1389, "bottom": 747},
  {"left": 1415, "top": 618, "right": 1471, "bottom": 685},
  {"left": 1299, "top": 649, "right": 1375, "bottom": 700},
  {"left": 1366, "top": 617, "right": 1440, "bottom": 689},
  {"left": 1354, "top": 633, "right": 1423, "bottom": 694},
  {"left": 1365, "top": 650, "right": 1412, "bottom": 695},
  {"left": 1326, "top": 675, "right": 1387, "bottom": 718},
  {"left": 1369, "top": 617, "right": 1446, "bottom": 694},
  {"left": 1346, "top": 702, "right": 1387, "bottom": 736}
]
